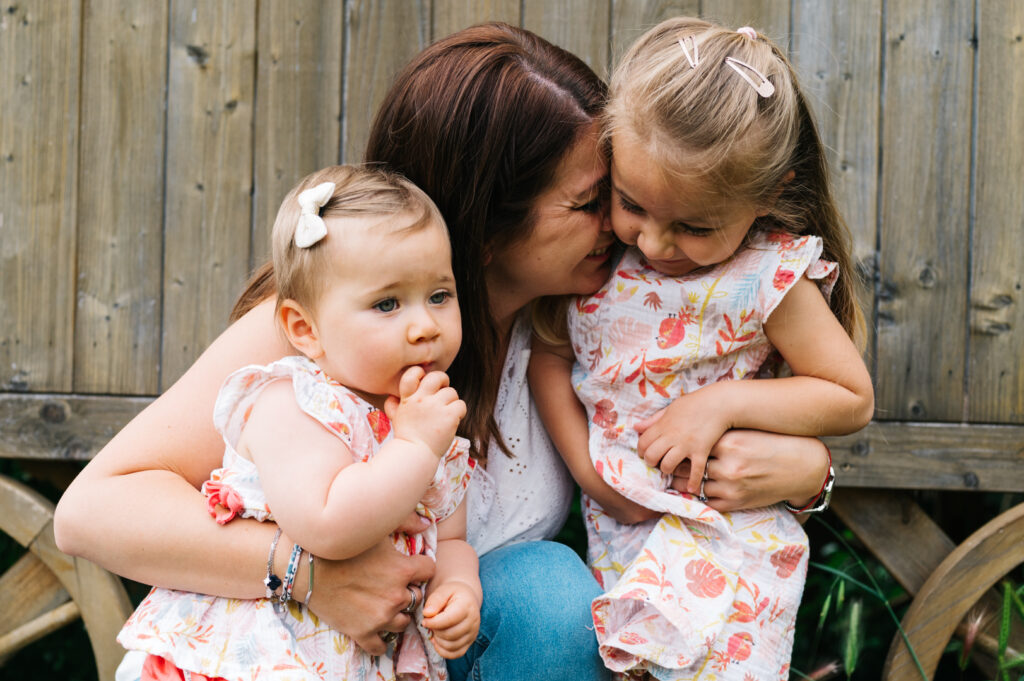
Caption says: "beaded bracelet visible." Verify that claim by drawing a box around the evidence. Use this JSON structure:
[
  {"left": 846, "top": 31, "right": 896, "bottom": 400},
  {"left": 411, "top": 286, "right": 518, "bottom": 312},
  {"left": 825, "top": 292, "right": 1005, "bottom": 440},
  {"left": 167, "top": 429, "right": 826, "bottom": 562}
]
[
  {"left": 264, "top": 528, "right": 283, "bottom": 599},
  {"left": 282, "top": 543, "right": 303, "bottom": 603}
]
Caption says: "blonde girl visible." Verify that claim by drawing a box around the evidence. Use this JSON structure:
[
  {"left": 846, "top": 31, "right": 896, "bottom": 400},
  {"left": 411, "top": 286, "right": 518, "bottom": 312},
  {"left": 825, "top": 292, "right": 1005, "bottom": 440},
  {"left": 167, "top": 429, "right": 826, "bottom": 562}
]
[
  {"left": 529, "top": 17, "right": 873, "bottom": 681},
  {"left": 118, "top": 166, "right": 480, "bottom": 681}
]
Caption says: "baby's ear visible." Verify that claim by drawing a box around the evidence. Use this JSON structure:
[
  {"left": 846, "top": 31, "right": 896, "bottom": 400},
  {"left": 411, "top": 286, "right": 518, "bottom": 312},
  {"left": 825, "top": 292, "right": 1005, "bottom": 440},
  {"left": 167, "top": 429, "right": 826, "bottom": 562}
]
[
  {"left": 279, "top": 299, "right": 323, "bottom": 359},
  {"left": 757, "top": 169, "right": 796, "bottom": 216}
]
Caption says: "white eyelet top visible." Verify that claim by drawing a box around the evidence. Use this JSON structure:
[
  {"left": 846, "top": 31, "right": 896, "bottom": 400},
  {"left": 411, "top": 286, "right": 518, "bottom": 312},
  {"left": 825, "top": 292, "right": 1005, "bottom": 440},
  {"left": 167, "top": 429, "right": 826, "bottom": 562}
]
[{"left": 464, "top": 313, "right": 575, "bottom": 556}]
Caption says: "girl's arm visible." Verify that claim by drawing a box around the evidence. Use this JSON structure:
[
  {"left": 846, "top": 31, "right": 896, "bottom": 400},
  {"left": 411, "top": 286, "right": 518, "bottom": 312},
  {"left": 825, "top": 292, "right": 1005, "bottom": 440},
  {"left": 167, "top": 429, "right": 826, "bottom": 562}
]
[
  {"left": 528, "top": 338, "right": 658, "bottom": 525},
  {"left": 244, "top": 370, "right": 459, "bottom": 560},
  {"left": 422, "top": 504, "right": 481, "bottom": 659},
  {"left": 53, "top": 298, "right": 435, "bottom": 655},
  {"left": 640, "top": 276, "right": 873, "bottom": 493}
]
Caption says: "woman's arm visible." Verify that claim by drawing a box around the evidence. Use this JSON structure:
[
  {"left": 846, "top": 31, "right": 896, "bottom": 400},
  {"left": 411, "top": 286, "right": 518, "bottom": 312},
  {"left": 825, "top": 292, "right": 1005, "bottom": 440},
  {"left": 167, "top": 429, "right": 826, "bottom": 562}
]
[
  {"left": 53, "top": 299, "right": 435, "bottom": 654},
  {"left": 528, "top": 338, "right": 658, "bottom": 525}
]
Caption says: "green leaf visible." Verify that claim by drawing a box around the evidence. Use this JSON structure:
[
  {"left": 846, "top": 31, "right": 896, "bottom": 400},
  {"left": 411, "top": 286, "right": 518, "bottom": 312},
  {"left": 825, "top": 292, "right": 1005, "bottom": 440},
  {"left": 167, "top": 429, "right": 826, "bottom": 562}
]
[
  {"left": 1000, "top": 581, "right": 1013, "bottom": 681},
  {"left": 844, "top": 599, "right": 863, "bottom": 680}
]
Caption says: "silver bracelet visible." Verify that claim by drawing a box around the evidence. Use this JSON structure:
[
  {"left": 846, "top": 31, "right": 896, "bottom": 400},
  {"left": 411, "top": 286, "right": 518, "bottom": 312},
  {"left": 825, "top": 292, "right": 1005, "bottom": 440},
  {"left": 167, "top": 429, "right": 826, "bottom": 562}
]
[
  {"left": 264, "top": 527, "right": 283, "bottom": 598},
  {"left": 304, "top": 551, "right": 315, "bottom": 606}
]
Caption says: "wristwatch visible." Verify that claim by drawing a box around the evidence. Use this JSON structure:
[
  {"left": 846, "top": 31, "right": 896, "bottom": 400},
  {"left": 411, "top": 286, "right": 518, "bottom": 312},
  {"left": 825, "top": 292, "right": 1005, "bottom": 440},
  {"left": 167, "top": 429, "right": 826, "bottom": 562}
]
[{"left": 784, "top": 465, "right": 835, "bottom": 514}]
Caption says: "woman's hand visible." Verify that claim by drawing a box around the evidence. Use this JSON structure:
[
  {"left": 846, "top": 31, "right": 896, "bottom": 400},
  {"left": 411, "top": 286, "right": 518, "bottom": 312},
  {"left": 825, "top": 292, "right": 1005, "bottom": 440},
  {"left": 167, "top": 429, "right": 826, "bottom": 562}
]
[
  {"left": 658, "top": 428, "right": 829, "bottom": 513},
  {"left": 305, "top": 518, "right": 436, "bottom": 656}
]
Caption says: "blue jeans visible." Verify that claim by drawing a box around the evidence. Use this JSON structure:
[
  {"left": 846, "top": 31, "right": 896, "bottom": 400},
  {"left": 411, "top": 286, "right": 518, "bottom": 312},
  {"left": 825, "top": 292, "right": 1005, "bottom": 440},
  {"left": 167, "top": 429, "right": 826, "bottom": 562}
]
[{"left": 446, "top": 541, "right": 610, "bottom": 681}]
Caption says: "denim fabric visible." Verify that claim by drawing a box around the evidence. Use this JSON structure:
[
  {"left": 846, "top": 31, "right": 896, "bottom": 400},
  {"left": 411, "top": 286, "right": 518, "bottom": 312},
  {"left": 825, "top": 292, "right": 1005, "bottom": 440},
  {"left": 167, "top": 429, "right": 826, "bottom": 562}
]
[{"left": 447, "top": 541, "right": 610, "bottom": 681}]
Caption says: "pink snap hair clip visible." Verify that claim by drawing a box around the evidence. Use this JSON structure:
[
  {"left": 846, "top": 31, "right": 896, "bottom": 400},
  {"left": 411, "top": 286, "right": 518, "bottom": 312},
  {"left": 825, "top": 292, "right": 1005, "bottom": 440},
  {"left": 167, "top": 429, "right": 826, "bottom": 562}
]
[{"left": 737, "top": 26, "right": 758, "bottom": 40}]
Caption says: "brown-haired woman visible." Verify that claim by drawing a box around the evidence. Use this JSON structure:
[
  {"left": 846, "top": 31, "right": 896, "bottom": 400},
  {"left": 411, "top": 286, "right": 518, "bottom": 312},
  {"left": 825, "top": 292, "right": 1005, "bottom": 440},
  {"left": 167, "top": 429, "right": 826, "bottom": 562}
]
[{"left": 55, "top": 23, "right": 831, "bottom": 681}]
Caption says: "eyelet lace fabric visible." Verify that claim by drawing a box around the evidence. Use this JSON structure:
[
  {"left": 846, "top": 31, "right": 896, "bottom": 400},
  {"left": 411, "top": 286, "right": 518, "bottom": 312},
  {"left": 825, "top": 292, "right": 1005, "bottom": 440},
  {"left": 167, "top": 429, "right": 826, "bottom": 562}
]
[{"left": 465, "top": 314, "right": 575, "bottom": 557}]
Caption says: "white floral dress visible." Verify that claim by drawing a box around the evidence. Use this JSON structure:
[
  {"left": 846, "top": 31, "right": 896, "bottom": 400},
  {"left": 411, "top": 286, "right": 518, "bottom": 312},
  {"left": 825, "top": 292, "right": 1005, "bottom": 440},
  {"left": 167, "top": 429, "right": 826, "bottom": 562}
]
[
  {"left": 117, "top": 356, "right": 475, "bottom": 681},
  {"left": 568, "top": 231, "right": 837, "bottom": 681}
]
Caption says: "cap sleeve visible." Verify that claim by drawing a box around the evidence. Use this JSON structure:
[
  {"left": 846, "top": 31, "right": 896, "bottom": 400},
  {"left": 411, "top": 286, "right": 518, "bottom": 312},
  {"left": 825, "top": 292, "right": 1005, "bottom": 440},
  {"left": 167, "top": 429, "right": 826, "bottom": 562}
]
[
  {"left": 420, "top": 437, "right": 476, "bottom": 522},
  {"left": 213, "top": 356, "right": 359, "bottom": 450},
  {"left": 753, "top": 231, "right": 838, "bottom": 321}
]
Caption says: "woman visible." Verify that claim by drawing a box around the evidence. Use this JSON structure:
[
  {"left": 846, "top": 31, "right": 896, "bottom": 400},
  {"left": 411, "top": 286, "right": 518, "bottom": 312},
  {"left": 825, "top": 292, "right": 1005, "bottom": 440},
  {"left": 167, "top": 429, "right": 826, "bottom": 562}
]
[{"left": 54, "top": 23, "right": 830, "bottom": 681}]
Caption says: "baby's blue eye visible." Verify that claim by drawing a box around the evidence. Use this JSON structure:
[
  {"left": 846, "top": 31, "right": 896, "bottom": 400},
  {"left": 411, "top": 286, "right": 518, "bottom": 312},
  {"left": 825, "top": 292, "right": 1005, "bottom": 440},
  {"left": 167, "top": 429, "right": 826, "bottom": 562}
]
[
  {"left": 374, "top": 298, "right": 398, "bottom": 312},
  {"left": 429, "top": 291, "right": 451, "bottom": 305}
]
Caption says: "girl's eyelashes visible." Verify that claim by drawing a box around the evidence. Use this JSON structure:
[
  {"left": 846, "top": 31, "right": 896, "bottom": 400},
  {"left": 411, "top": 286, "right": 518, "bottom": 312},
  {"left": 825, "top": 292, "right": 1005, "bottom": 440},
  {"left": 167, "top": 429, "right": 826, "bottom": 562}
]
[
  {"left": 616, "top": 194, "right": 645, "bottom": 216},
  {"left": 674, "top": 223, "right": 713, "bottom": 237},
  {"left": 428, "top": 290, "right": 453, "bottom": 305},
  {"left": 372, "top": 298, "right": 398, "bottom": 313}
]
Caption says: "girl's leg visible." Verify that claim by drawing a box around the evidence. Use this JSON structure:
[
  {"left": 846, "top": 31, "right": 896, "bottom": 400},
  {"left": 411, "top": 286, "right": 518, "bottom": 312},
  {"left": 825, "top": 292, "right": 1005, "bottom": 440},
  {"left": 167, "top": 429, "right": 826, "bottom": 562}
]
[{"left": 446, "top": 540, "right": 610, "bottom": 681}]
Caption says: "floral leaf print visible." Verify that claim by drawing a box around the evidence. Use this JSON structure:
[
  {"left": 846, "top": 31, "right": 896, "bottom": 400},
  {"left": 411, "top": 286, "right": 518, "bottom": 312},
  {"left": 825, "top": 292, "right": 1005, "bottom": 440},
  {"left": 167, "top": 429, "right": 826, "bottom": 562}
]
[
  {"left": 624, "top": 351, "right": 679, "bottom": 398},
  {"left": 769, "top": 544, "right": 806, "bottom": 578},
  {"left": 593, "top": 399, "right": 618, "bottom": 428},
  {"left": 685, "top": 559, "right": 726, "bottom": 598},
  {"left": 766, "top": 231, "right": 797, "bottom": 249},
  {"left": 618, "top": 631, "right": 649, "bottom": 646},
  {"left": 643, "top": 291, "right": 663, "bottom": 309},
  {"left": 772, "top": 267, "right": 796, "bottom": 291}
]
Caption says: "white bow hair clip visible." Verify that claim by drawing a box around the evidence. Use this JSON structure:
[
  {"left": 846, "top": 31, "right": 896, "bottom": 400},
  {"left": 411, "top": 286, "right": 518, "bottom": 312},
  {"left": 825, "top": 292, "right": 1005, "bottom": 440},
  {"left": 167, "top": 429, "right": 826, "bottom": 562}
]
[{"left": 294, "top": 181, "right": 336, "bottom": 248}]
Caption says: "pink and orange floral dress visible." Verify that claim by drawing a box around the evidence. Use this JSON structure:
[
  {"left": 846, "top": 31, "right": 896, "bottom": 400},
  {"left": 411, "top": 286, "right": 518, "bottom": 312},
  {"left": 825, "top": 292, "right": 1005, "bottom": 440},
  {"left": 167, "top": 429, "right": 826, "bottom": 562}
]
[
  {"left": 117, "top": 356, "right": 475, "bottom": 681},
  {"left": 568, "top": 231, "right": 837, "bottom": 681}
]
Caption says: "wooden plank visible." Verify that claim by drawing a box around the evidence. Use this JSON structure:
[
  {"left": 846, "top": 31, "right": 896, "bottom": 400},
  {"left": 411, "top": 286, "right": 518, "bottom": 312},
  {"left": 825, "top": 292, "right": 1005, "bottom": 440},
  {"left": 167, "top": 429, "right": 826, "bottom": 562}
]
[
  {"left": 697, "top": 0, "right": 789, "bottom": 49},
  {"left": 343, "top": 1, "right": 428, "bottom": 165},
  {"left": 825, "top": 421, "right": 1024, "bottom": 492},
  {"left": 75, "top": 0, "right": 168, "bottom": 395},
  {"left": 790, "top": 2, "right": 882, "bottom": 365},
  {"left": 830, "top": 489, "right": 955, "bottom": 595},
  {"left": 610, "top": 0, "right": 700, "bottom": 66},
  {"left": 0, "top": 601, "right": 80, "bottom": 660},
  {"left": 523, "top": 0, "right": 611, "bottom": 78},
  {"left": 968, "top": 1, "right": 1024, "bottom": 423},
  {"left": 160, "top": 1, "right": 257, "bottom": 390},
  {"left": 253, "top": 0, "right": 344, "bottom": 265},
  {"left": 0, "top": 393, "right": 151, "bottom": 461},
  {"left": 0, "top": 2, "right": 80, "bottom": 392},
  {"left": 0, "top": 553, "right": 71, "bottom": 639},
  {"left": 432, "top": 0, "right": 519, "bottom": 41},
  {"left": 875, "top": 1, "right": 973, "bottom": 421}
]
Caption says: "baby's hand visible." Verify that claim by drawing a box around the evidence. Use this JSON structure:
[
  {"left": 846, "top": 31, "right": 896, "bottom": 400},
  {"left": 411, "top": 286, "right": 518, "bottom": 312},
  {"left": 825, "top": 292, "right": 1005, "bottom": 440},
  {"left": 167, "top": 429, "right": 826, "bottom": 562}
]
[
  {"left": 421, "top": 581, "right": 481, "bottom": 659},
  {"left": 386, "top": 367, "right": 466, "bottom": 457},
  {"left": 635, "top": 390, "right": 731, "bottom": 494}
]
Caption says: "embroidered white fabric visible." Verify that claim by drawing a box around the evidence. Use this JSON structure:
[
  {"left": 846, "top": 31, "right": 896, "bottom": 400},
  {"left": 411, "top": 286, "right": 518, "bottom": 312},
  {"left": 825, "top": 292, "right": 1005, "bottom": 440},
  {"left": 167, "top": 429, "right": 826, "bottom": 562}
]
[{"left": 464, "top": 314, "right": 575, "bottom": 557}]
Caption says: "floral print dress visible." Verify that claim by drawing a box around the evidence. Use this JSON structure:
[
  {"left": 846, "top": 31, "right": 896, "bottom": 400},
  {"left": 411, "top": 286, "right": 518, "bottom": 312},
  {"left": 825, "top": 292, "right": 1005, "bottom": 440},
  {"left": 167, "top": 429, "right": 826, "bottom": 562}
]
[
  {"left": 117, "top": 355, "right": 475, "bottom": 681},
  {"left": 568, "top": 231, "right": 837, "bottom": 681}
]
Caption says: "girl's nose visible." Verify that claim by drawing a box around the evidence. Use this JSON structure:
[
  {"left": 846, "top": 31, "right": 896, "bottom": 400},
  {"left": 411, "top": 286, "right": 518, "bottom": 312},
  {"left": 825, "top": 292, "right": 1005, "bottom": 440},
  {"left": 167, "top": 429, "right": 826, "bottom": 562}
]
[
  {"left": 408, "top": 308, "right": 441, "bottom": 343},
  {"left": 637, "top": 227, "right": 674, "bottom": 260}
]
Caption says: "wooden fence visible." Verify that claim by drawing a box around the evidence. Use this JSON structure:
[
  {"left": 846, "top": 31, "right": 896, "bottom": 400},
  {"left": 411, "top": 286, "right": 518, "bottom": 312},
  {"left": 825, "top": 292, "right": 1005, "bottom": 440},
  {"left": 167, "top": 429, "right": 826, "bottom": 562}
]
[{"left": 1, "top": 1, "right": 1022, "bottom": 473}]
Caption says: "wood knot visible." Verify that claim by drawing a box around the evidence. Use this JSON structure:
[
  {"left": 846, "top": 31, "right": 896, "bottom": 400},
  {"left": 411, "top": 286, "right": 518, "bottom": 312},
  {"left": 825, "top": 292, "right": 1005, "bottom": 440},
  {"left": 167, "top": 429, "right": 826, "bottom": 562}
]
[{"left": 40, "top": 401, "right": 66, "bottom": 423}]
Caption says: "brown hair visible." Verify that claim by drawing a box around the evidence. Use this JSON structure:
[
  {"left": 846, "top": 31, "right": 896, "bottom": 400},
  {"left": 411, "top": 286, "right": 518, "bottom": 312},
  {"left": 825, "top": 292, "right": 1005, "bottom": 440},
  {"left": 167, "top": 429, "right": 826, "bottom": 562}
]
[
  {"left": 606, "top": 17, "right": 865, "bottom": 344},
  {"left": 230, "top": 166, "right": 444, "bottom": 323},
  {"left": 364, "top": 22, "right": 607, "bottom": 459}
]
